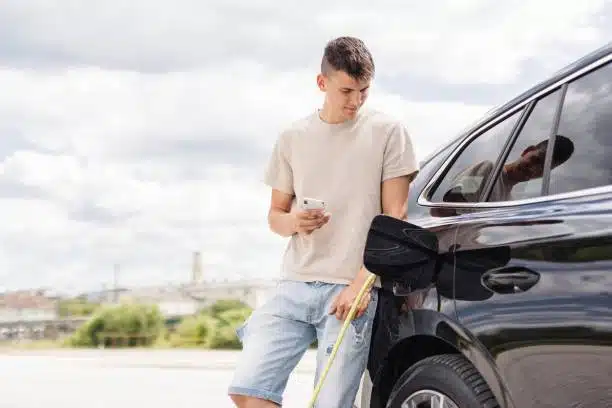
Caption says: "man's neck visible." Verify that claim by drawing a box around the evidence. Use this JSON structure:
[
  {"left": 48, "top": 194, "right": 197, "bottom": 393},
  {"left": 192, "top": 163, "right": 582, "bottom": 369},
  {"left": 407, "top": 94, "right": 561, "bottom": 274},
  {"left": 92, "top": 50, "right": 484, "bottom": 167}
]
[{"left": 319, "top": 104, "right": 347, "bottom": 124}]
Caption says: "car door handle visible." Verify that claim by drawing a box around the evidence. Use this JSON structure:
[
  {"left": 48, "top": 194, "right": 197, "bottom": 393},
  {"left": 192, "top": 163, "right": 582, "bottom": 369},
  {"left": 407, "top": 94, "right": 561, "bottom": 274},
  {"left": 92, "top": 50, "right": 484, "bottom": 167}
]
[{"left": 482, "top": 266, "right": 540, "bottom": 294}]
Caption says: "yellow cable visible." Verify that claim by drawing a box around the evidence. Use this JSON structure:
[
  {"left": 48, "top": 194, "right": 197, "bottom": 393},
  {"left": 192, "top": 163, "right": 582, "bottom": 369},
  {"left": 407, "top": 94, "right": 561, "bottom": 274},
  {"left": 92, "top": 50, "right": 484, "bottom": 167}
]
[{"left": 307, "top": 273, "right": 377, "bottom": 408}]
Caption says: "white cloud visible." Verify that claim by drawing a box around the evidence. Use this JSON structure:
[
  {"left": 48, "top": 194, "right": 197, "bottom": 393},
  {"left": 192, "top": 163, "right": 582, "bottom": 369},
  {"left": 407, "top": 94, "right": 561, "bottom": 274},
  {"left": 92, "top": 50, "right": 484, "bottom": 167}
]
[
  {"left": 1, "top": 1, "right": 608, "bottom": 82},
  {"left": 0, "top": 64, "right": 488, "bottom": 291},
  {"left": 354, "top": 0, "right": 608, "bottom": 83},
  {"left": 0, "top": 1, "right": 609, "bottom": 292},
  {"left": 0, "top": 65, "right": 318, "bottom": 159},
  {"left": 0, "top": 65, "right": 488, "bottom": 163}
]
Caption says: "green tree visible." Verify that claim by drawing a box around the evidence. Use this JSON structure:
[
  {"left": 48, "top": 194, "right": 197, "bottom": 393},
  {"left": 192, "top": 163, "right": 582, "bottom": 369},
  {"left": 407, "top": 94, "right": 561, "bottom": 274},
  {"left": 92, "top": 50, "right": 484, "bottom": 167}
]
[
  {"left": 67, "top": 303, "right": 164, "bottom": 348},
  {"left": 217, "top": 308, "right": 252, "bottom": 329},
  {"left": 203, "top": 299, "right": 251, "bottom": 317},
  {"left": 209, "top": 324, "right": 242, "bottom": 349},
  {"left": 169, "top": 314, "right": 217, "bottom": 347}
]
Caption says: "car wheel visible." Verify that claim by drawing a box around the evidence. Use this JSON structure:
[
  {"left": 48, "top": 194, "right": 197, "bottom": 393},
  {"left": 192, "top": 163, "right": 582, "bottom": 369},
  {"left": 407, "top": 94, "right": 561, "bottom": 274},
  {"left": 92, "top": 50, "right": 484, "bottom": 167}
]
[{"left": 386, "top": 354, "right": 499, "bottom": 408}]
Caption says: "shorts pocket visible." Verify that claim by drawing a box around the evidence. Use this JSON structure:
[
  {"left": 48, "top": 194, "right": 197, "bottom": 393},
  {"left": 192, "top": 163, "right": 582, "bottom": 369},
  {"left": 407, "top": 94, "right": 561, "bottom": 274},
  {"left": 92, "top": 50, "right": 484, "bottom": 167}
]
[
  {"left": 236, "top": 319, "right": 249, "bottom": 343},
  {"left": 350, "top": 289, "right": 378, "bottom": 345}
]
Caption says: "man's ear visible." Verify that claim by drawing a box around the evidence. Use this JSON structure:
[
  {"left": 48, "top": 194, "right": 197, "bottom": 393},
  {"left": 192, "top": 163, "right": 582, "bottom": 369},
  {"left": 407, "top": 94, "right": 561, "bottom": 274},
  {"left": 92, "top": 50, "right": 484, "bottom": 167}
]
[{"left": 317, "top": 73, "right": 326, "bottom": 91}]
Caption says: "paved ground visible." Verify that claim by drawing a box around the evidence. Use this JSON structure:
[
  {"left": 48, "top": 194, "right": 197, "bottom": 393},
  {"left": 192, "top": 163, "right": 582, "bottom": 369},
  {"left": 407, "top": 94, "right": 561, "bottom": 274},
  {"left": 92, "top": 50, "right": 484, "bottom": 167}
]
[{"left": 0, "top": 349, "right": 364, "bottom": 408}]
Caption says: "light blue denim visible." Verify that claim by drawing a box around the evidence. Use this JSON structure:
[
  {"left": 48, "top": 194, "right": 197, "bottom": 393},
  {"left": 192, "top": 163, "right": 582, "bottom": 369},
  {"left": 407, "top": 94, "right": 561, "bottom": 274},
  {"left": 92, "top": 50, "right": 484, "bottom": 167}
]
[{"left": 228, "top": 279, "right": 378, "bottom": 407}]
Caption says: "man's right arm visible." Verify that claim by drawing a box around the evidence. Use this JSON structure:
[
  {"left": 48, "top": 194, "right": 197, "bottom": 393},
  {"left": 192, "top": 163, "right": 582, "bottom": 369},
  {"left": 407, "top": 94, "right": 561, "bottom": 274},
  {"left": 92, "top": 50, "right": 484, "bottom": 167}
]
[{"left": 268, "top": 189, "right": 297, "bottom": 237}]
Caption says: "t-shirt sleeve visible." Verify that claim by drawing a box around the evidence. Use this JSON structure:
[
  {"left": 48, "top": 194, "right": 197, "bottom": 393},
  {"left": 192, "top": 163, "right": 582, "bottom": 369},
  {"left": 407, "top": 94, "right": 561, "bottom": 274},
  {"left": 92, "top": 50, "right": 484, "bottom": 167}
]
[
  {"left": 382, "top": 122, "right": 419, "bottom": 182},
  {"left": 263, "top": 132, "right": 294, "bottom": 195}
]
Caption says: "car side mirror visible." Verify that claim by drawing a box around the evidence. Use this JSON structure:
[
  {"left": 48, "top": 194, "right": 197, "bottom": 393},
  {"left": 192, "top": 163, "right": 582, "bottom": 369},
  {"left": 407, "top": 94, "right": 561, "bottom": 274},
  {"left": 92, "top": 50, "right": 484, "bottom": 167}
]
[{"left": 363, "top": 215, "right": 439, "bottom": 293}]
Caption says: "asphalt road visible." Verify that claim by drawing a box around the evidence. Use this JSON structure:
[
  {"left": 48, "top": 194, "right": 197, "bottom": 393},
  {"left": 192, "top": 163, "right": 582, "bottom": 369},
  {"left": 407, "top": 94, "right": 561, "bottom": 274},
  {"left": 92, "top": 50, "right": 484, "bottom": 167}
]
[{"left": 0, "top": 349, "right": 339, "bottom": 408}]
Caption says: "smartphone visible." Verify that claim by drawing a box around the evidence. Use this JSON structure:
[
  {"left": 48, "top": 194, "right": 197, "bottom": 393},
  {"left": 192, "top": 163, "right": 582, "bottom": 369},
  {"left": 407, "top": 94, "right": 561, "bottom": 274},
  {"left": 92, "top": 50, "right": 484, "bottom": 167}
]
[{"left": 301, "top": 197, "right": 326, "bottom": 211}]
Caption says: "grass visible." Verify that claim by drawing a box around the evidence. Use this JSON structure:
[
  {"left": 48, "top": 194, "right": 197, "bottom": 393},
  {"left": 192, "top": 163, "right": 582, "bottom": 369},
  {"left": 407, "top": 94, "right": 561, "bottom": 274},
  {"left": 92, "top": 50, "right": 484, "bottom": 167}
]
[{"left": 0, "top": 339, "right": 65, "bottom": 351}]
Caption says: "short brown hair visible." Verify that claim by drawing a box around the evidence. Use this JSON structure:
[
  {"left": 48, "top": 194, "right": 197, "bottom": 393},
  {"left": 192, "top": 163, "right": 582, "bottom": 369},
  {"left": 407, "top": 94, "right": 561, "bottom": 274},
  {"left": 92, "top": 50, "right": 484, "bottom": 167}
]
[
  {"left": 535, "top": 135, "right": 574, "bottom": 167},
  {"left": 321, "top": 36, "right": 375, "bottom": 80}
]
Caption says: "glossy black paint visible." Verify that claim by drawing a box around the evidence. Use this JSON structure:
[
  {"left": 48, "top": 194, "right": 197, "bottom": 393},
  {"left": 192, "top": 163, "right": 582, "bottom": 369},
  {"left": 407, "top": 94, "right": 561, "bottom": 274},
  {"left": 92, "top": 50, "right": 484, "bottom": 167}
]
[
  {"left": 366, "top": 43, "right": 612, "bottom": 408},
  {"left": 453, "top": 193, "right": 612, "bottom": 408}
]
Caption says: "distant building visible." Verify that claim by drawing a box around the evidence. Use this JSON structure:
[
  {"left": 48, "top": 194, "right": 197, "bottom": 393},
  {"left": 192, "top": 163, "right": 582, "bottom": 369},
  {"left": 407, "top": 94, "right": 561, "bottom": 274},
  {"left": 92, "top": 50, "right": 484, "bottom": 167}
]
[
  {"left": 76, "top": 252, "right": 277, "bottom": 312},
  {"left": 192, "top": 251, "right": 203, "bottom": 284},
  {"left": 0, "top": 290, "right": 58, "bottom": 323},
  {"left": 79, "top": 288, "right": 129, "bottom": 304},
  {"left": 76, "top": 279, "right": 276, "bottom": 314},
  {"left": 181, "top": 279, "right": 276, "bottom": 309},
  {"left": 0, "top": 290, "right": 59, "bottom": 340},
  {"left": 117, "top": 285, "right": 200, "bottom": 316}
]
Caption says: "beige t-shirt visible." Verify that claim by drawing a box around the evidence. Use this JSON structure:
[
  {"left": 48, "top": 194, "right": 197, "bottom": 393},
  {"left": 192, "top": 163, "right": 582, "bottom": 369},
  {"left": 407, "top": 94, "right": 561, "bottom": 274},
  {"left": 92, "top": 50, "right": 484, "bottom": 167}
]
[{"left": 263, "top": 108, "right": 418, "bottom": 285}]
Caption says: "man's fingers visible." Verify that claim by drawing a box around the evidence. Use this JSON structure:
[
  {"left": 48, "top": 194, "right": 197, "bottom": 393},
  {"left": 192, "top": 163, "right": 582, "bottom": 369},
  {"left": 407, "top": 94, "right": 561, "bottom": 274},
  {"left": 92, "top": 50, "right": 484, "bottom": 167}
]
[
  {"left": 329, "top": 293, "right": 340, "bottom": 314},
  {"left": 330, "top": 288, "right": 372, "bottom": 321},
  {"left": 355, "top": 304, "right": 366, "bottom": 318},
  {"left": 297, "top": 225, "right": 318, "bottom": 234},
  {"left": 298, "top": 219, "right": 328, "bottom": 234},
  {"left": 335, "top": 305, "right": 344, "bottom": 320},
  {"left": 300, "top": 219, "right": 321, "bottom": 227},
  {"left": 296, "top": 211, "right": 329, "bottom": 234},
  {"left": 354, "top": 293, "right": 371, "bottom": 318},
  {"left": 297, "top": 210, "right": 324, "bottom": 220},
  {"left": 301, "top": 218, "right": 326, "bottom": 229},
  {"left": 360, "top": 292, "right": 371, "bottom": 309}
]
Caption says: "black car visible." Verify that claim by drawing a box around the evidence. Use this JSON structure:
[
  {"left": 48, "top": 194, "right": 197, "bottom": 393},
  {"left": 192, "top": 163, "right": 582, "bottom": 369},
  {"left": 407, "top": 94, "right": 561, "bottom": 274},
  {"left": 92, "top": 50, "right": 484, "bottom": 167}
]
[{"left": 364, "top": 42, "right": 612, "bottom": 408}]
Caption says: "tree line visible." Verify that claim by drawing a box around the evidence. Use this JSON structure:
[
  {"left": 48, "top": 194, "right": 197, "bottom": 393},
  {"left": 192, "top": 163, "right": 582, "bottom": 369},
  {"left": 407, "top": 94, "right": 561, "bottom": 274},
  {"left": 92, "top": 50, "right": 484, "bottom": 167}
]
[{"left": 64, "top": 299, "right": 252, "bottom": 349}]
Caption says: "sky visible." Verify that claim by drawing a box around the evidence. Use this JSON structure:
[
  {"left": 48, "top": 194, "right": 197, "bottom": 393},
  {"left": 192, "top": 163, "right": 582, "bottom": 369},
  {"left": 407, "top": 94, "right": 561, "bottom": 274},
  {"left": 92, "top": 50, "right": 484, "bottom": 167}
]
[{"left": 1, "top": 0, "right": 611, "bottom": 294}]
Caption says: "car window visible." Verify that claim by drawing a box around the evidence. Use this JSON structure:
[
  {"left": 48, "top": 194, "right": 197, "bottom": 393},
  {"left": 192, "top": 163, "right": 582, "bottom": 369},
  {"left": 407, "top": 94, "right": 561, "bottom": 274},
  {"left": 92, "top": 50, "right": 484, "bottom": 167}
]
[
  {"left": 486, "top": 88, "right": 563, "bottom": 202},
  {"left": 429, "top": 109, "right": 523, "bottom": 203},
  {"left": 548, "top": 60, "right": 612, "bottom": 195},
  {"left": 408, "top": 138, "right": 461, "bottom": 221}
]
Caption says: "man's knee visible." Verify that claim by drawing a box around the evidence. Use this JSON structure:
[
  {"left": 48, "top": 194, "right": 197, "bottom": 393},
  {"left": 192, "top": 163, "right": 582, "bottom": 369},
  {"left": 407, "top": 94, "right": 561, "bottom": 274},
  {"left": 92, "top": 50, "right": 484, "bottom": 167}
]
[
  {"left": 229, "top": 393, "right": 279, "bottom": 408},
  {"left": 229, "top": 393, "right": 250, "bottom": 407}
]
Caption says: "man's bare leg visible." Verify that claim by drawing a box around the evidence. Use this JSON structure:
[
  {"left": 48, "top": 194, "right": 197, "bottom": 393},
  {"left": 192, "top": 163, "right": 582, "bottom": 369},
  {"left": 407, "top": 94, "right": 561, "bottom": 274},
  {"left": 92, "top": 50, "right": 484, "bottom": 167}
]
[{"left": 229, "top": 394, "right": 280, "bottom": 408}]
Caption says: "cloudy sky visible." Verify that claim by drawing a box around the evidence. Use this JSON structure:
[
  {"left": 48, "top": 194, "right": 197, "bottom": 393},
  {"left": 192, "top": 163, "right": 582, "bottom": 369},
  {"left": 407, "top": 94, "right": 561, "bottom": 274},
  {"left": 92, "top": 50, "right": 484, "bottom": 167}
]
[{"left": 1, "top": 1, "right": 611, "bottom": 294}]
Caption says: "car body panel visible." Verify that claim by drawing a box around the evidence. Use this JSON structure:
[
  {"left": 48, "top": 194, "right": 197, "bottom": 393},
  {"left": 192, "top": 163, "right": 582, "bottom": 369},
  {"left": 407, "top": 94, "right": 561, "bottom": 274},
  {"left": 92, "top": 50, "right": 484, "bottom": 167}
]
[{"left": 453, "top": 191, "right": 612, "bottom": 408}]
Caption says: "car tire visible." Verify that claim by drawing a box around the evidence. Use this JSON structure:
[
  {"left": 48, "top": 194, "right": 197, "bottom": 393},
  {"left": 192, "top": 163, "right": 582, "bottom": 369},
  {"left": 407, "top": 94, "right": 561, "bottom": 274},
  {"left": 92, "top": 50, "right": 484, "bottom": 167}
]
[{"left": 386, "top": 354, "right": 499, "bottom": 408}]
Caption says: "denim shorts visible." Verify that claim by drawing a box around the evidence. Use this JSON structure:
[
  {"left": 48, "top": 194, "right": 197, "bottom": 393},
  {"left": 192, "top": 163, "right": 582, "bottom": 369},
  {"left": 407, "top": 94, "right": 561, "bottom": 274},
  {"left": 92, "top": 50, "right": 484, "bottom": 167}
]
[{"left": 228, "top": 279, "right": 378, "bottom": 407}]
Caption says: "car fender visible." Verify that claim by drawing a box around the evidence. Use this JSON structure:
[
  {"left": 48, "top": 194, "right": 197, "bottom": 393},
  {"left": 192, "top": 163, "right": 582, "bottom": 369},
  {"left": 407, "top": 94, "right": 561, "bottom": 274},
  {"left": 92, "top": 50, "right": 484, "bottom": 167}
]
[{"left": 370, "top": 308, "right": 516, "bottom": 408}]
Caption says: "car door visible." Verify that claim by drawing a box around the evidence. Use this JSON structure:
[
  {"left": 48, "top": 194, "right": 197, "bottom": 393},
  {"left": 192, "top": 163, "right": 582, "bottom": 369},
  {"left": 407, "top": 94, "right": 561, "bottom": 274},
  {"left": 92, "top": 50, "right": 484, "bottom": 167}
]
[{"left": 450, "top": 57, "right": 612, "bottom": 408}]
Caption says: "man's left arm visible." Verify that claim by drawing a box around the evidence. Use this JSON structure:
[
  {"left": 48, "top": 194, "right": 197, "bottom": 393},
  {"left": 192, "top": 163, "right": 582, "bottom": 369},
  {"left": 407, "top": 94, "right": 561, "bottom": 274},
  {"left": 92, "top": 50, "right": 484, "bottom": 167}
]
[
  {"left": 345, "top": 176, "right": 412, "bottom": 312},
  {"left": 330, "top": 122, "right": 418, "bottom": 320}
]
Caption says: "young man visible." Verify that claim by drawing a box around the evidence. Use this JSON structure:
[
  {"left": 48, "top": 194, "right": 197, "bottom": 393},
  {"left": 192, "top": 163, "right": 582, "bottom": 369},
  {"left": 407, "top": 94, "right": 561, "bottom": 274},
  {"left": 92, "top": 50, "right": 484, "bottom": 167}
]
[{"left": 228, "top": 36, "right": 418, "bottom": 408}]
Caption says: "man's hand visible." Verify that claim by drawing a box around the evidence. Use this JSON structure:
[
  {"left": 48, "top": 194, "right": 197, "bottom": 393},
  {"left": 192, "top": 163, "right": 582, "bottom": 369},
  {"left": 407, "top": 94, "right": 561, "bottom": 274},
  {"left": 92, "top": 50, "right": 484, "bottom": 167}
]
[
  {"left": 293, "top": 209, "right": 330, "bottom": 235},
  {"left": 268, "top": 189, "right": 330, "bottom": 237},
  {"left": 329, "top": 280, "right": 372, "bottom": 321}
]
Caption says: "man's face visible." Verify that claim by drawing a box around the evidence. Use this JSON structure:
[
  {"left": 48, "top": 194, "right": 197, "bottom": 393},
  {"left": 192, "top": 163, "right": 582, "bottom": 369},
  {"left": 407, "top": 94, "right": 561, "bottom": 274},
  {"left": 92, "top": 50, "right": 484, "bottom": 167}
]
[
  {"left": 508, "top": 146, "right": 547, "bottom": 183},
  {"left": 317, "top": 69, "right": 370, "bottom": 121}
]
